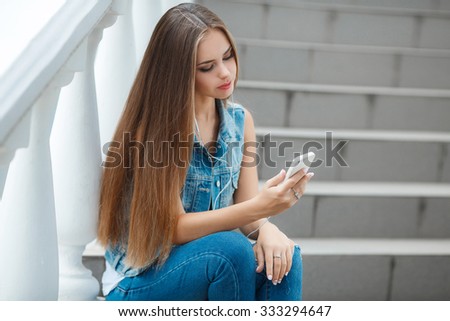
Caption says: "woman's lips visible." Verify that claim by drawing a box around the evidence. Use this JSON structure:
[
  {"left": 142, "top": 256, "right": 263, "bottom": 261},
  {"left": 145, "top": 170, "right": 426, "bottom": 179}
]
[{"left": 218, "top": 81, "right": 232, "bottom": 90}]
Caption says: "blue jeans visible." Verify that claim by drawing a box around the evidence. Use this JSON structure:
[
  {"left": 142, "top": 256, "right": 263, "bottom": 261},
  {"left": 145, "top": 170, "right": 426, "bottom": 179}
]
[{"left": 106, "top": 231, "right": 302, "bottom": 301}]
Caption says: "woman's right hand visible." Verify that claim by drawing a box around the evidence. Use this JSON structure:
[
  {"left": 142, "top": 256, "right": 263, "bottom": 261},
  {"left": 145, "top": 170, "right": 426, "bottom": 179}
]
[{"left": 254, "top": 168, "right": 314, "bottom": 218}]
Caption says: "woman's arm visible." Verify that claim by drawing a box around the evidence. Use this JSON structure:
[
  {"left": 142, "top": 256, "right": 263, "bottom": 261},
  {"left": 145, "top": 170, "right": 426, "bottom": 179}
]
[
  {"left": 234, "top": 108, "right": 313, "bottom": 285},
  {"left": 234, "top": 108, "right": 273, "bottom": 239},
  {"left": 173, "top": 167, "right": 293, "bottom": 244},
  {"left": 173, "top": 108, "right": 312, "bottom": 253},
  {"left": 173, "top": 196, "right": 261, "bottom": 244}
]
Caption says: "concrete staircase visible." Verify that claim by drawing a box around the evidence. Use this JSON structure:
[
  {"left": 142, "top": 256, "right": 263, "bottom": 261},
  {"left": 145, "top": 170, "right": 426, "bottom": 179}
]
[
  {"left": 196, "top": 0, "right": 450, "bottom": 300},
  {"left": 83, "top": 0, "right": 450, "bottom": 300}
]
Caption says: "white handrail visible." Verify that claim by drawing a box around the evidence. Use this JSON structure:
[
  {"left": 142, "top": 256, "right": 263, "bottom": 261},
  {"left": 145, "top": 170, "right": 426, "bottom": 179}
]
[{"left": 0, "top": 0, "right": 113, "bottom": 146}]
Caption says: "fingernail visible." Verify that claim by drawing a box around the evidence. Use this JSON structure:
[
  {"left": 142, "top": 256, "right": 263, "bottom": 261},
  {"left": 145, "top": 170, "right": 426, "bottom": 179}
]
[
  {"left": 272, "top": 281, "right": 277, "bottom": 286},
  {"left": 307, "top": 172, "right": 314, "bottom": 178},
  {"left": 278, "top": 279, "right": 282, "bottom": 284},
  {"left": 285, "top": 272, "right": 289, "bottom": 277},
  {"left": 267, "top": 275, "right": 272, "bottom": 281}
]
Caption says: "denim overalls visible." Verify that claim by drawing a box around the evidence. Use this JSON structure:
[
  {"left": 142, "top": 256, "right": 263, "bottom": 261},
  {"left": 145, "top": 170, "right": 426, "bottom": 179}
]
[{"left": 104, "top": 100, "right": 245, "bottom": 277}]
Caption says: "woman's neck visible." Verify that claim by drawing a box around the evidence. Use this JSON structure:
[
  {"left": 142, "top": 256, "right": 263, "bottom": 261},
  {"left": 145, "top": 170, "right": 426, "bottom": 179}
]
[
  {"left": 194, "top": 95, "right": 220, "bottom": 148},
  {"left": 195, "top": 95, "right": 216, "bottom": 122}
]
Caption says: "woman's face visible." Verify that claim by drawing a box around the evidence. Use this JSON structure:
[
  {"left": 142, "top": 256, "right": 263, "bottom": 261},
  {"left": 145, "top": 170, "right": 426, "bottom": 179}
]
[{"left": 195, "top": 29, "right": 237, "bottom": 101}]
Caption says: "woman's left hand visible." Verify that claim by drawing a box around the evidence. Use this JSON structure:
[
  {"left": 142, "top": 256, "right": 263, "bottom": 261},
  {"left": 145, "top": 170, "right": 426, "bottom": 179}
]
[{"left": 253, "top": 223, "right": 296, "bottom": 285}]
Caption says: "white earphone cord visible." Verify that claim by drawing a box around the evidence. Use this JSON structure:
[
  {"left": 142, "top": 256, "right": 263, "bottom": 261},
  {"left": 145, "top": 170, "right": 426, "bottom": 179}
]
[
  {"left": 195, "top": 98, "right": 269, "bottom": 238},
  {"left": 194, "top": 117, "right": 233, "bottom": 211},
  {"left": 245, "top": 217, "right": 270, "bottom": 239}
]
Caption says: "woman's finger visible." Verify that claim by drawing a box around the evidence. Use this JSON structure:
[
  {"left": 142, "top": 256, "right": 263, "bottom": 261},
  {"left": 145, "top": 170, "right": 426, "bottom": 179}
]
[
  {"left": 292, "top": 172, "right": 314, "bottom": 196},
  {"left": 264, "top": 249, "right": 274, "bottom": 284},
  {"left": 264, "top": 169, "right": 286, "bottom": 188},
  {"left": 280, "top": 168, "right": 308, "bottom": 192},
  {"left": 277, "top": 253, "right": 288, "bottom": 284},
  {"left": 271, "top": 252, "right": 282, "bottom": 285},
  {"left": 284, "top": 247, "right": 293, "bottom": 278},
  {"left": 254, "top": 244, "right": 265, "bottom": 273}
]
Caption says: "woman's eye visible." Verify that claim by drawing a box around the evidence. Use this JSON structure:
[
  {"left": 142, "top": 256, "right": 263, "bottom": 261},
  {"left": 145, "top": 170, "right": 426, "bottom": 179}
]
[
  {"left": 223, "top": 53, "right": 234, "bottom": 61},
  {"left": 198, "top": 52, "right": 234, "bottom": 72},
  {"left": 199, "top": 65, "right": 214, "bottom": 72}
]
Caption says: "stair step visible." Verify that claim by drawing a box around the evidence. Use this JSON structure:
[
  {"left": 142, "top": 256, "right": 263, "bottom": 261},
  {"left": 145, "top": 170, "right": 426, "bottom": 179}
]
[
  {"left": 295, "top": 238, "right": 450, "bottom": 300},
  {"left": 261, "top": 0, "right": 450, "bottom": 12},
  {"left": 272, "top": 195, "right": 450, "bottom": 238},
  {"left": 294, "top": 238, "right": 450, "bottom": 255},
  {"left": 237, "top": 37, "right": 450, "bottom": 58},
  {"left": 266, "top": 181, "right": 450, "bottom": 198},
  {"left": 83, "top": 238, "right": 450, "bottom": 258},
  {"left": 218, "top": 0, "right": 450, "bottom": 17},
  {"left": 201, "top": 0, "right": 450, "bottom": 50},
  {"left": 82, "top": 238, "right": 450, "bottom": 300},
  {"left": 84, "top": 240, "right": 105, "bottom": 257},
  {"left": 236, "top": 40, "right": 450, "bottom": 89},
  {"left": 254, "top": 127, "right": 450, "bottom": 183},
  {"left": 236, "top": 81, "right": 450, "bottom": 132},
  {"left": 238, "top": 80, "right": 450, "bottom": 98},
  {"left": 255, "top": 127, "right": 450, "bottom": 143}
]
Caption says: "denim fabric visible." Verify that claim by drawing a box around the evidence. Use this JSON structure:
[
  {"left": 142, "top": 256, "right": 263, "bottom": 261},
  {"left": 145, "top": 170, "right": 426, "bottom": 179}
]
[
  {"left": 105, "top": 100, "right": 245, "bottom": 277},
  {"left": 106, "top": 231, "right": 302, "bottom": 301},
  {"left": 181, "top": 99, "right": 245, "bottom": 212}
]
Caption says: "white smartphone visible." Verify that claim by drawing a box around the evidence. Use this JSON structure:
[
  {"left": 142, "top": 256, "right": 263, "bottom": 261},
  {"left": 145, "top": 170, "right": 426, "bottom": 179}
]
[{"left": 284, "top": 152, "right": 316, "bottom": 181}]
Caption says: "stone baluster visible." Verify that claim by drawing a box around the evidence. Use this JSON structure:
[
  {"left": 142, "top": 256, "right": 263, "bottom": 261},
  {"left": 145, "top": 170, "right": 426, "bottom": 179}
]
[
  {"left": 96, "top": 0, "right": 137, "bottom": 152},
  {"left": 133, "top": 0, "right": 162, "bottom": 65},
  {"left": 0, "top": 112, "right": 32, "bottom": 199},
  {"left": 50, "top": 11, "right": 119, "bottom": 300},
  {"left": 0, "top": 60, "right": 81, "bottom": 299}
]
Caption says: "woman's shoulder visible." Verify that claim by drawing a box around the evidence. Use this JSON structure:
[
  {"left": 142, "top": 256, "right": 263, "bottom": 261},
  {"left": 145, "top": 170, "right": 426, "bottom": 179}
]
[
  {"left": 224, "top": 101, "right": 256, "bottom": 142},
  {"left": 226, "top": 101, "right": 255, "bottom": 125},
  {"left": 224, "top": 101, "right": 246, "bottom": 125},
  {"left": 226, "top": 101, "right": 244, "bottom": 111},
  {"left": 225, "top": 101, "right": 251, "bottom": 119}
]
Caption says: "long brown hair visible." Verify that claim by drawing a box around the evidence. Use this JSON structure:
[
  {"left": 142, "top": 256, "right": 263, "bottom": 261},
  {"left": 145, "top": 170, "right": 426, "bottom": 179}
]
[{"left": 97, "top": 3, "right": 239, "bottom": 268}]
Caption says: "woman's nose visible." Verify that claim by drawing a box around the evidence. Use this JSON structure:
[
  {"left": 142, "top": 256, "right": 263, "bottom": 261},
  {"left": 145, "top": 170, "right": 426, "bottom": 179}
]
[{"left": 217, "top": 62, "right": 231, "bottom": 79}]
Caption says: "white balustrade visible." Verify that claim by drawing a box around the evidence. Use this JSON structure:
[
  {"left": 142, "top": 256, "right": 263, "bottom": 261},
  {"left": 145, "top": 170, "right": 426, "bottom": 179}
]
[
  {"left": 0, "top": 0, "right": 189, "bottom": 300},
  {"left": 0, "top": 0, "right": 115, "bottom": 300},
  {"left": 50, "top": 7, "right": 123, "bottom": 300},
  {"left": 0, "top": 67, "right": 77, "bottom": 300},
  {"left": 51, "top": 38, "right": 99, "bottom": 300}
]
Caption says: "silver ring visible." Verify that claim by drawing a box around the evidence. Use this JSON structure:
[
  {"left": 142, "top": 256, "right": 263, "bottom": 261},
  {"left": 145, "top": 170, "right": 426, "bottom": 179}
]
[{"left": 292, "top": 189, "right": 300, "bottom": 200}]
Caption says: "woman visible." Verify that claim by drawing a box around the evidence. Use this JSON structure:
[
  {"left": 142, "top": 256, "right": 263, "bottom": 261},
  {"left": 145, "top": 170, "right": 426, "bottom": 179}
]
[{"left": 97, "top": 3, "right": 314, "bottom": 301}]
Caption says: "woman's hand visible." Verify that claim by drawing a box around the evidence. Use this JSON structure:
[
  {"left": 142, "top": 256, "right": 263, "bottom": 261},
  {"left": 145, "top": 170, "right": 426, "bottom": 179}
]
[
  {"left": 251, "top": 167, "right": 313, "bottom": 284},
  {"left": 253, "top": 168, "right": 314, "bottom": 219},
  {"left": 253, "top": 223, "right": 296, "bottom": 285}
]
